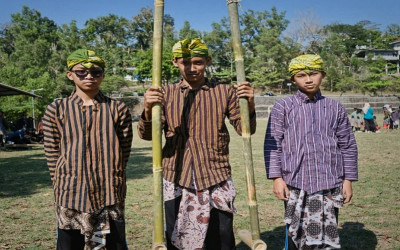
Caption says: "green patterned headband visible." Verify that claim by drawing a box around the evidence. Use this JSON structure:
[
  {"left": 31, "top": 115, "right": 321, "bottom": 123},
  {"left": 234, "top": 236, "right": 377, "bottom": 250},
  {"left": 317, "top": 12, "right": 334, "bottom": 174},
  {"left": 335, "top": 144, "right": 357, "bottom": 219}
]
[
  {"left": 172, "top": 38, "right": 209, "bottom": 58},
  {"left": 67, "top": 49, "right": 106, "bottom": 70}
]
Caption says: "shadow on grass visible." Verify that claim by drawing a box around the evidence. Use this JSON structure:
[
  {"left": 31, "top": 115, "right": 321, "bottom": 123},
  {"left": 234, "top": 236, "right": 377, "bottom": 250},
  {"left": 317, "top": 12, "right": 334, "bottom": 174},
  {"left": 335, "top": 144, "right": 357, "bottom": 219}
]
[
  {"left": 0, "top": 146, "right": 153, "bottom": 198},
  {"left": 339, "top": 222, "right": 377, "bottom": 250},
  {"left": 235, "top": 222, "right": 377, "bottom": 250},
  {"left": 0, "top": 150, "right": 51, "bottom": 198},
  {"left": 126, "top": 146, "right": 153, "bottom": 179}
]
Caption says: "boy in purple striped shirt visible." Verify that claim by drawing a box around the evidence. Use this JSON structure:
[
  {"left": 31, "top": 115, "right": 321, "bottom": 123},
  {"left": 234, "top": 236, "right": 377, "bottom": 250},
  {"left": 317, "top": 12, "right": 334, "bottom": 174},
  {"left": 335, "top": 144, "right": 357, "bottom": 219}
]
[{"left": 264, "top": 54, "right": 358, "bottom": 249}]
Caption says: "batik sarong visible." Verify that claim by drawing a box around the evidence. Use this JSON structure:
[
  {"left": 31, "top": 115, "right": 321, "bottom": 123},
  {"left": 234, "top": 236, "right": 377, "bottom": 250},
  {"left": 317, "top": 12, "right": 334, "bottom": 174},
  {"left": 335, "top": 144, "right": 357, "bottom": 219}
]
[
  {"left": 164, "top": 178, "right": 237, "bottom": 249},
  {"left": 284, "top": 186, "right": 343, "bottom": 249},
  {"left": 56, "top": 203, "right": 124, "bottom": 250}
]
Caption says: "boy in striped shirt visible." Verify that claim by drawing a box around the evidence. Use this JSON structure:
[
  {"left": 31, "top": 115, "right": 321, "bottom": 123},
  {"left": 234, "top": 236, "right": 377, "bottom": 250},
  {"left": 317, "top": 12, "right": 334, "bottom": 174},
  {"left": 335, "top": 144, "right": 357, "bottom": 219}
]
[
  {"left": 264, "top": 54, "right": 358, "bottom": 249},
  {"left": 43, "top": 49, "right": 133, "bottom": 249},
  {"left": 138, "top": 38, "right": 256, "bottom": 249}
]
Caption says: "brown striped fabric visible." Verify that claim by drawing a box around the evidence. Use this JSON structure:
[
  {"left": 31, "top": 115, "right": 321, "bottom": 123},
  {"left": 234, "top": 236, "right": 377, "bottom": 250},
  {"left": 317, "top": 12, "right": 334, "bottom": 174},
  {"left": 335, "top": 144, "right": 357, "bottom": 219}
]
[
  {"left": 138, "top": 79, "right": 256, "bottom": 190},
  {"left": 43, "top": 91, "right": 133, "bottom": 213}
]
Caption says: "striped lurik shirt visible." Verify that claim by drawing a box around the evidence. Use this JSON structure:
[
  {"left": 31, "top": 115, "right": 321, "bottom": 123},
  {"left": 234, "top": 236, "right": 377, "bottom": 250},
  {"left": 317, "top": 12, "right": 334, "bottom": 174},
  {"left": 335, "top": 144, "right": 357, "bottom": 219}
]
[
  {"left": 43, "top": 91, "right": 133, "bottom": 213},
  {"left": 264, "top": 90, "right": 358, "bottom": 194},
  {"left": 137, "top": 79, "right": 256, "bottom": 190}
]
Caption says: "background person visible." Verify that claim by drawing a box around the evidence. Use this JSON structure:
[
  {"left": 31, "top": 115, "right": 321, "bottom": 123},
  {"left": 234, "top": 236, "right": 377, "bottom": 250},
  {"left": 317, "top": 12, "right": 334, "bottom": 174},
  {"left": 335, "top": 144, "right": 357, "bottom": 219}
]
[
  {"left": 354, "top": 108, "right": 363, "bottom": 132},
  {"left": 362, "top": 103, "right": 376, "bottom": 133},
  {"left": 383, "top": 106, "right": 391, "bottom": 132},
  {"left": 0, "top": 110, "right": 8, "bottom": 147},
  {"left": 391, "top": 107, "right": 399, "bottom": 130},
  {"left": 350, "top": 108, "right": 363, "bottom": 132}
]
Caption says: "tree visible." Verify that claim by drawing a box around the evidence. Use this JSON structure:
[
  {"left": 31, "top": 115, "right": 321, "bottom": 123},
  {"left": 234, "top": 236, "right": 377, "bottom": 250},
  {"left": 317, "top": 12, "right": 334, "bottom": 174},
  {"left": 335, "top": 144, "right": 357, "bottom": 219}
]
[
  {"left": 322, "top": 22, "right": 381, "bottom": 58},
  {"left": 82, "top": 14, "right": 130, "bottom": 47},
  {"left": 363, "top": 57, "right": 393, "bottom": 96},
  {"left": 285, "top": 9, "right": 325, "bottom": 53},
  {"left": 242, "top": 8, "right": 295, "bottom": 88},
  {"left": 2, "top": 6, "right": 58, "bottom": 86},
  {"left": 162, "top": 26, "right": 180, "bottom": 84},
  {"left": 203, "top": 20, "right": 233, "bottom": 80},
  {"left": 46, "top": 21, "right": 88, "bottom": 98},
  {"left": 0, "top": 6, "right": 59, "bottom": 119},
  {"left": 130, "top": 7, "right": 176, "bottom": 51},
  {"left": 131, "top": 7, "right": 154, "bottom": 51},
  {"left": 130, "top": 10, "right": 179, "bottom": 85},
  {"left": 0, "top": 23, "right": 14, "bottom": 56},
  {"left": 81, "top": 14, "right": 132, "bottom": 78},
  {"left": 132, "top": 49, "right": 153, "bottom": 87},
  {"left": 384, "top": 24, "right": 400, "bottom": 37},
  {"left": 101, "top": 75, "right": 130, "bottom": 95},
  {"left": 248, "top": 27, "right": 292, "bottom": 87},
  {"left": 179, "top": 21, "right": 201, "bottom": 40},
  {"left": 373, "top": 24, "right": 400, "bottom": 50},
  {"left": 317, "top": 21, "right": 393, "bottom": 93},
  {"left": 240, "top": 8, "right": 288, "bottom": 55},
  {"left": 320, "top": 33, "right": 349, "bottom": 91}
]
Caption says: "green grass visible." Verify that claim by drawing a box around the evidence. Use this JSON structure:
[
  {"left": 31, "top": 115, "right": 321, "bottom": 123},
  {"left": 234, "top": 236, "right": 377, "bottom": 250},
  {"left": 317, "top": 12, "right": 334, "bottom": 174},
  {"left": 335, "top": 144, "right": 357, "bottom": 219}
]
[{"left": 1, "top": 118, "right": 400, "bottom": 249}]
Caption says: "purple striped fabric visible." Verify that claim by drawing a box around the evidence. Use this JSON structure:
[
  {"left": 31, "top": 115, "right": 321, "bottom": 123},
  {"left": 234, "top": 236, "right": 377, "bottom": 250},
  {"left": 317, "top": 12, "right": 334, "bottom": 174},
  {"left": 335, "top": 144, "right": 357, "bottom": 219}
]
[
  {"left": 264, "top": 90, "right": 358, "bottom": 194},
  {"left": 43, "top": 91, "right": 133, "bottom": 213},
  {"left": 137, "top": 79, "right": 256, "bottom": 190}
]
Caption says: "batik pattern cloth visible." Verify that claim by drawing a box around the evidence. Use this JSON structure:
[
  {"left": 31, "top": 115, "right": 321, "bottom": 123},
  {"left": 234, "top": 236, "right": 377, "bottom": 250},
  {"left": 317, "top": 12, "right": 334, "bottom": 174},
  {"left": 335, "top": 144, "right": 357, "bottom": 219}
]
[
  {"left": 56, "top": 203, "right": 124, "bottom": 250},
  {"left": 164, "top": 177, "right": 237, "bottom": 250},
  {"left": 284, "top": 186, "right": 343, "bottom": 249}
]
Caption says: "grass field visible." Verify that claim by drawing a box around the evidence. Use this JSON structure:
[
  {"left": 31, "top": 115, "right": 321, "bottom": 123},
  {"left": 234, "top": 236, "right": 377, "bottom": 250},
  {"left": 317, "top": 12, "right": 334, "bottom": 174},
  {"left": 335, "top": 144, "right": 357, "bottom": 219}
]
[{"left": 1, "top": 118, "right": 399, "bottom": 249}]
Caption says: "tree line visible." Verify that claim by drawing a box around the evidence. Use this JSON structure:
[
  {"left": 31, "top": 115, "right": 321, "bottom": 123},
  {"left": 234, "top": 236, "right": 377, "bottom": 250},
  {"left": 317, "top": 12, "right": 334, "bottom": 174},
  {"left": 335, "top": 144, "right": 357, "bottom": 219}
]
[{"left": 1, "top": 6, "right": 400, "bottom": 121}]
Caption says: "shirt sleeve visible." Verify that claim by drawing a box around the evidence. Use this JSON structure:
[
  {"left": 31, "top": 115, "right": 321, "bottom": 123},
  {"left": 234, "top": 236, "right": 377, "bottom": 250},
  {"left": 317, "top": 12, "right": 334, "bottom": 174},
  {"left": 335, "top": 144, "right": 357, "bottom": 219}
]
[
  {"left": 42, "top": 101, "right": 61, "bottom": 184},
  {"left": 228, "top": 86, "right": 256, "bottom": 136},
  {"left": 336, "top": 105, "right": 358, "bottom": 181},
  {"left": 137, "top": 111, "right": 153, "bottom": 141},
  {"left": 264, "top": 101, "right": 285, "bottom": 179},
  {"left": 117, "top": 102, "right": 133, "bottom": 166}
]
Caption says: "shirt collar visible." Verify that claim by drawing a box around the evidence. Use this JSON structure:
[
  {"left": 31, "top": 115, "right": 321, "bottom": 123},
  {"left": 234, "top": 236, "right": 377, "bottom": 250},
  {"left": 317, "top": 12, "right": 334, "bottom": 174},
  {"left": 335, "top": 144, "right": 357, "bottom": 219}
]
[
  {"left": 295, "top": 89, "right": 322, "bottom": 103},
  {"left": 179, "top": 78, "right": 210, "bottom": 92},
  {"left": 70, "top": 90, "right": 106, "bottom": 105}
]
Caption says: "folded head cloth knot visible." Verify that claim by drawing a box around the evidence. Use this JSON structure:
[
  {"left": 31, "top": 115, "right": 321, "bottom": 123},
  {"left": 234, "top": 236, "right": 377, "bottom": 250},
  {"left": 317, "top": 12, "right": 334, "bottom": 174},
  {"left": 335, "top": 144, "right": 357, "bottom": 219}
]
[
  {"left": 172, "top": 38, "right": 209, "bottom": 58},
  {"left": 288, "top": 54, "right": 324, "bottom": 76},
  {"left": 67, "top": 49, "right": 106, "bottom": 70}
]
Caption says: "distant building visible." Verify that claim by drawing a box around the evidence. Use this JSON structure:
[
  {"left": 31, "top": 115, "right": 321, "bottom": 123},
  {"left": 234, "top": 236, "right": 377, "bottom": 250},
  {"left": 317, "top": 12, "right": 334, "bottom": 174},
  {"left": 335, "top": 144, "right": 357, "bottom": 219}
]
[
  {"left": 124, "top": 75, "right": 133, "bottom": 81},
  {"left": 353, "top": 38, "right": 400, "bottom": 74},
  {"left": 390, "top": 37, "right": 400, "bottom": 51}
]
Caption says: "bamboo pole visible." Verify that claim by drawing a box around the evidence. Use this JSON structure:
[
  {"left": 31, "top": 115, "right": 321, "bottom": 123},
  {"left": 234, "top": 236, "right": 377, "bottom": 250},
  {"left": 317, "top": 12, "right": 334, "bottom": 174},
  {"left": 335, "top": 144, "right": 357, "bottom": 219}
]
[
  {"left": 226, "top": 1, "right": 267, "bottom": 249},
  {"left": 152, "top": 0, "right": 166, "bottom": 249}
]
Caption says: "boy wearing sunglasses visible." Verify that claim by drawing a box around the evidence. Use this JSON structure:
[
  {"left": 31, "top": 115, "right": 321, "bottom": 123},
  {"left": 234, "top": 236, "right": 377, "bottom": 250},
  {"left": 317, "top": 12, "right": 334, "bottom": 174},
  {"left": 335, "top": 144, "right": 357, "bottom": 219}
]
[{"left": 43, "top": 49, "right": 133, "bottom": 249}]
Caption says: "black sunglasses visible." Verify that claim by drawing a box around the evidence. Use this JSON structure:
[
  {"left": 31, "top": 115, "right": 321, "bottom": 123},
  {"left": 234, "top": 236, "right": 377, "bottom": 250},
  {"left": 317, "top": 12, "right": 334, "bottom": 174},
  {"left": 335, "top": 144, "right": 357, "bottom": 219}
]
[{"left": 71, "top": 69, "right": 104, "bottom": 78}]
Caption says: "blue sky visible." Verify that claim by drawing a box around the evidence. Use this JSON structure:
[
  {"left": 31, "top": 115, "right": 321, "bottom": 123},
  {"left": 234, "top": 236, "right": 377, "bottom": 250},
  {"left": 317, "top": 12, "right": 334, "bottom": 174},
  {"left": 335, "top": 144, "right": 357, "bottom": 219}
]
[{"left": 1, "top": 0, "right": 399, "bottom": 32}]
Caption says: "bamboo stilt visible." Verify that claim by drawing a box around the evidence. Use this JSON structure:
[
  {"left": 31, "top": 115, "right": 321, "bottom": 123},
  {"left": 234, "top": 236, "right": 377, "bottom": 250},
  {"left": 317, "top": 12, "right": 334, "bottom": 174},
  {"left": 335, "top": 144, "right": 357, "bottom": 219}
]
[
  {"left": 226, "top": 1, "right": 267, "bottom": 249},
  {"left": 152, "top": 0, "right": 167, "bottom": 249},
  {"left": 238, "top": 230, "right": 267, "bottom": 250}
]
